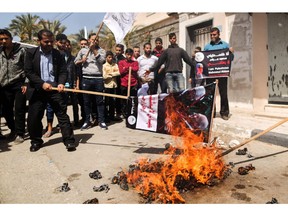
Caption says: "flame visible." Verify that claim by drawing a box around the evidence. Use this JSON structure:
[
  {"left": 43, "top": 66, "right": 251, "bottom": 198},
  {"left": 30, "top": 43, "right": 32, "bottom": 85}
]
[{"left": 126, "top": 94, "right": 226, "bottom": 203}]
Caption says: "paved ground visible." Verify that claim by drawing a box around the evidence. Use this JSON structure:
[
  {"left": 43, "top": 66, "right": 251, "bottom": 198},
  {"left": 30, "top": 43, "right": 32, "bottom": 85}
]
[{"left": 0, "top": 103, "right": 288, "bottom": 211}]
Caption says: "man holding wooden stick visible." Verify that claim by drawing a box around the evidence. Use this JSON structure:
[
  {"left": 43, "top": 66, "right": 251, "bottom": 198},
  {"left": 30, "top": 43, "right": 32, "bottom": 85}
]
[
  {"left": 74, "top": 33, "right": 107, "bottom": 130},
  {"left": 24, "top": 29, "right": 76, "bottom": 152}
]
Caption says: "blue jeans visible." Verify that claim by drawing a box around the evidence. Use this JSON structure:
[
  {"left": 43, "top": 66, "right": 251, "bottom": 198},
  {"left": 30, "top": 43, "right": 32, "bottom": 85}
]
[
  {"left": 46, "top": 103, "right": 54, "bottom": 123},
  {"left": 165, "top": 72, "right": 185, "bottom": 93},
  {"left": 81, "top": 77, "right": 105, "bottom": 123}
]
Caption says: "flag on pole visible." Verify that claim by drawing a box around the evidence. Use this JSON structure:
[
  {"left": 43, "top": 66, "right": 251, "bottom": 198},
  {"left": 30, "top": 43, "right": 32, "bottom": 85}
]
[{"left": 103, "top": 13, "right": 136, "bottom": 43}]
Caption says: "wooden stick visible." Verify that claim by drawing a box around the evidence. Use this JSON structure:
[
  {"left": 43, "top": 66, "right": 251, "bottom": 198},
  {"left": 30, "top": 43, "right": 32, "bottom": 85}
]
[
  {"left": 219, "top": 117, "right": 288, "bottom": 157},
  {"left": 127, "top": 67, "right": 132, "bottom": 97},
  {"left": 51, "top": 87, "right": 128, "bottom": 99},
  {"left": 85, "top": 21, "right": 104, "bottom": 58},
  {"left": 208, "top": 80, "right": 218, "bottom": 143}
]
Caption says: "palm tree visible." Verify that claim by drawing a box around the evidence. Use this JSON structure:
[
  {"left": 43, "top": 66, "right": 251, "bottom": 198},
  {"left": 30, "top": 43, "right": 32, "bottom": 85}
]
[
  {"left": 97, "top": 24, "right": 115, "bottom": 51},
  {"left": 123, "top": 25, "right": 144, "bottom": 48},
  {"left": 38, "top": 19, "right": 67, "bottom": 36},
  {"left": 9, "top": 13, "right": 40, "bottom": 42},
  {"left": 74, "top": 28, "right": 93, "bottom": 41},
  {"left": 96, "top": 23, "right": 144, "bottom": 51}
]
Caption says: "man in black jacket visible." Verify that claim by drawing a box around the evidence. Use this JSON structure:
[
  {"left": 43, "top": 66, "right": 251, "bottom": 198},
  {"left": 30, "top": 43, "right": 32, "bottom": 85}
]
[
  {"left": 24, "top": 29, "right": 76, "bottom": 152},
  {"left": 151, "top": 32, "right": 194, "bottom": 93}
]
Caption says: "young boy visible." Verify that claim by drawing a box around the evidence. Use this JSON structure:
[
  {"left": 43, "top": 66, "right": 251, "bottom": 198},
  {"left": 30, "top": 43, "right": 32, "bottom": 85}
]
[
  {"left": 103, "top": 51, "right": 121, "bottom": 121},
  {"left": 118, "top": 48, "right": 139, "bottom": 117}
]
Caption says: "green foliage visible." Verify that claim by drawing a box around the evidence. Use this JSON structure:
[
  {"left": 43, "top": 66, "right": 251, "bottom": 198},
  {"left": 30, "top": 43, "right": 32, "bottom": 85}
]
[{"left": 8, "top": 13, "right": 66, "bottom": 43}]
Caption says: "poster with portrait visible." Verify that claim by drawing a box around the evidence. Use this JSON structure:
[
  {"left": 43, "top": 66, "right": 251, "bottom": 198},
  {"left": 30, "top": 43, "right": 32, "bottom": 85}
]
[
  {"left": 126, "top": 82, "right": 216, "bottom": 143},
  {"left": 194, "top": 48, "right": 232, "bottom": 79}
]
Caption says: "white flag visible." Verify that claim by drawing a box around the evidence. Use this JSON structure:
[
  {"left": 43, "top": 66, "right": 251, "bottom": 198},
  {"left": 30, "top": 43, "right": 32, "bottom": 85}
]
[{"left": 103, "top": 13, "right": 136, "bottom": 44}]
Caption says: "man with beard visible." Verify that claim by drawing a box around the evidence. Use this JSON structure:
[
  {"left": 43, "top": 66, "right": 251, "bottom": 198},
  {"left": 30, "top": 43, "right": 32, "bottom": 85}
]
[
  {"left": 137, "top": 42, "right": 158, "bottom": 95},
  {"left": 24, "top": 29, "right": 76, "bottom": 152}
]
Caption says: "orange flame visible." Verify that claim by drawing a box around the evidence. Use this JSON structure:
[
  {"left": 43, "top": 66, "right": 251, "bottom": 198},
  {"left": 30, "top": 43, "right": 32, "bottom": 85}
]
[{"left": 126, "top": 94, "right": 226, "bottom": 203}]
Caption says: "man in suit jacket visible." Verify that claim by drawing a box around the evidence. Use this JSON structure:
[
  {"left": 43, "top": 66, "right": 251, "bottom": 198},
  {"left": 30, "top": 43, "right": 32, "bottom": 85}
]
[{"left": 24, "top": 29, "right": 76, "bottom": 152}]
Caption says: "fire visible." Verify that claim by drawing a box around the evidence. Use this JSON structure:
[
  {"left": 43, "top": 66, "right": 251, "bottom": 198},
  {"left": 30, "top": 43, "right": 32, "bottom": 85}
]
[{"left": 126, "top": 93, "right": 226, "bottom": 203}]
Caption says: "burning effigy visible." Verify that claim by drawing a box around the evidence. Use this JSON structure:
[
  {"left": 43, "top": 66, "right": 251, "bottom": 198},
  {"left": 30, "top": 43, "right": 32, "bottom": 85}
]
[{"left": 119, "top": 84, "right": 230, "bottom": 203}]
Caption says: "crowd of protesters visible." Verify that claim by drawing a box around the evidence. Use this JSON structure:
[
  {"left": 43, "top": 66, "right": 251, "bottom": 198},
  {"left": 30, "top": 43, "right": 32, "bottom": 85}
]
[{"left": 0, "top": 27, "right": 233, "bottom": 152}]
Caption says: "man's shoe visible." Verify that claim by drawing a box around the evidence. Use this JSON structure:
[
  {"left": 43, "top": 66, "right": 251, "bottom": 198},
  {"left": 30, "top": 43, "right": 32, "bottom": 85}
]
[
  {"left": 7, "top": 130, "right": 16, "bottom": 140},
  {"left": 30, "top": 144, "right": 41, "bottom": 152},
  {"left": 110, "top": 116, "right": 121, "bottom": 122},
  {"left": 14, "top": 135, "right": 24, "bottom": 143},
  {"left": 221, "top": 115, "right": 229, "bottom": 120},
  {"left": 115, "top": 114, "right": 123, "bottom": 119},
  {"left": 0, "top": 133, "right": 6, "bottom": 140},
  {"left": 99, "top": 122, "right": 108, "bottom": 130},
  {"left": 66, "top": 143, "right": 77, "bottom": 152},
  {"left": 80, "top": 122, "right": 91, "bottom": 131}
]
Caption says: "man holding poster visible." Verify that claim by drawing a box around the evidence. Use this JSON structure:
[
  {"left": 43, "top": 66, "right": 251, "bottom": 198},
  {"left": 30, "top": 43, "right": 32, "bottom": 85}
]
[{"left": 204, "top": 27, "right": 234, "bottom": 120}]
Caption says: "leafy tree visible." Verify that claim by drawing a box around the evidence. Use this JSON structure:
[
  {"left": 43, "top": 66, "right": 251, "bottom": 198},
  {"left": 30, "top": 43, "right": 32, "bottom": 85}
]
[
  {"left": 9, "top": 13, "right": 40, "bottom": 42},
  {"left": 38, "top": 19, "right": 67, "bottom": 36},
  {"left": 123, "top": 25, "right": 144, "bottom": 48},
  {"left": 97, "top": 24, "right": 115, "bottom": 51}
]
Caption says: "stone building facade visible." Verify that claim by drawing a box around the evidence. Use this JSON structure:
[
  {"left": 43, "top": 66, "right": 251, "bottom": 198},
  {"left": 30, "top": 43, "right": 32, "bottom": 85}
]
[{"left": 131, "top": 13, "right": 288, "bottom": 116}]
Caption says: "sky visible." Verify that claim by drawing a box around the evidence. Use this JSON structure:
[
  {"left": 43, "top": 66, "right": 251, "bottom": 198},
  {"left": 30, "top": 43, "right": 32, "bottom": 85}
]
[
  {"left": 0, "top": 12, "right": 106, "bottom": 35},
  {"left": 0, "top": 0, "right": 286, "bottom": 38}
]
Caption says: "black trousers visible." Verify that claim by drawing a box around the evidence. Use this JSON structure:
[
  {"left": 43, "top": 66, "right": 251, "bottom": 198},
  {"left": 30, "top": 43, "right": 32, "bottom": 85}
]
[
  {"left": 1, "top": 83, "right": 27, "bottom": 136},
  {"left": 104, "top": 88, "right": 117, "bottom": 119},
  {"left": 120, "top": 85, "right": 138, "bottom": 118},
  {"left": 206, "top": 77, "right": 229, "bottom": 117},
  {"left": 115, "top": 76, "right": 122, "bottom": 115},
  {"left": 154, "top": 72, "right": 167, "bottom": 93},
  {"left": 27, "top": 89, "right": 75, "bottom": 146},
  {"left": 65, "top": 92, "right": 79, "bottom": 124}
]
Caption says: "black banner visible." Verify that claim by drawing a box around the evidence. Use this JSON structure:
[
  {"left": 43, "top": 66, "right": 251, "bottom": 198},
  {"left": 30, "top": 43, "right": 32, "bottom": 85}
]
[{"left": 195, "top": 48, "right": 231, "bottom": 79}]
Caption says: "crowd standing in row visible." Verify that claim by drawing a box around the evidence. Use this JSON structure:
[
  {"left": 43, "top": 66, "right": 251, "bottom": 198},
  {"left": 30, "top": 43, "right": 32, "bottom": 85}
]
[{"left": 0, "top": 27, "right": 234, "bottom": 152}]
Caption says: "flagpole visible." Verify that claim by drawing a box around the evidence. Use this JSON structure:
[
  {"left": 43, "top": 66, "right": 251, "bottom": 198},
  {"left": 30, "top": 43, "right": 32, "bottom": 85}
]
[
  {"left": 84, "top": 21, "right": 104, "bottom": 58},
  {"left": 208, "top": 80, "right": 218, "bottom": 143}
]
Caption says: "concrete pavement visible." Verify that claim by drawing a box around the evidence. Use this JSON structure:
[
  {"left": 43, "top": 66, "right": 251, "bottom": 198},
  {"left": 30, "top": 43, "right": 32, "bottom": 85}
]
[{"left": 1, "top": 103, "right": 288, "bottom": 205}]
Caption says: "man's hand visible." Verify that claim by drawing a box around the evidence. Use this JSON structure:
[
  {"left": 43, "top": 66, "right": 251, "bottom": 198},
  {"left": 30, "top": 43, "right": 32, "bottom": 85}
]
[
  {"left": 21, "top": 85, "right": 27, "bottom": 94},
  {"left": 57, "top": 84, "right": 65, "bottom": 92},
  {"left": 42, "top": 82, "right": 52, "bottom": 91}
]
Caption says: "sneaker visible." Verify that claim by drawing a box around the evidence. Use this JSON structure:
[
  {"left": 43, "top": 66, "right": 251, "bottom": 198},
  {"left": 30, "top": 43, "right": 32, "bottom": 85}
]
[
  {"left": 221, "top": 115, "right": 229, "bottom": 120},
  {"left": 80, "top": 122, "right": 91, "bottom": 131},
  {"left": 14, "top": 135, "right": 24, "bottom": 143},
  {"left": 99, "top": 122, "right": 108, "bottom": 130}
]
